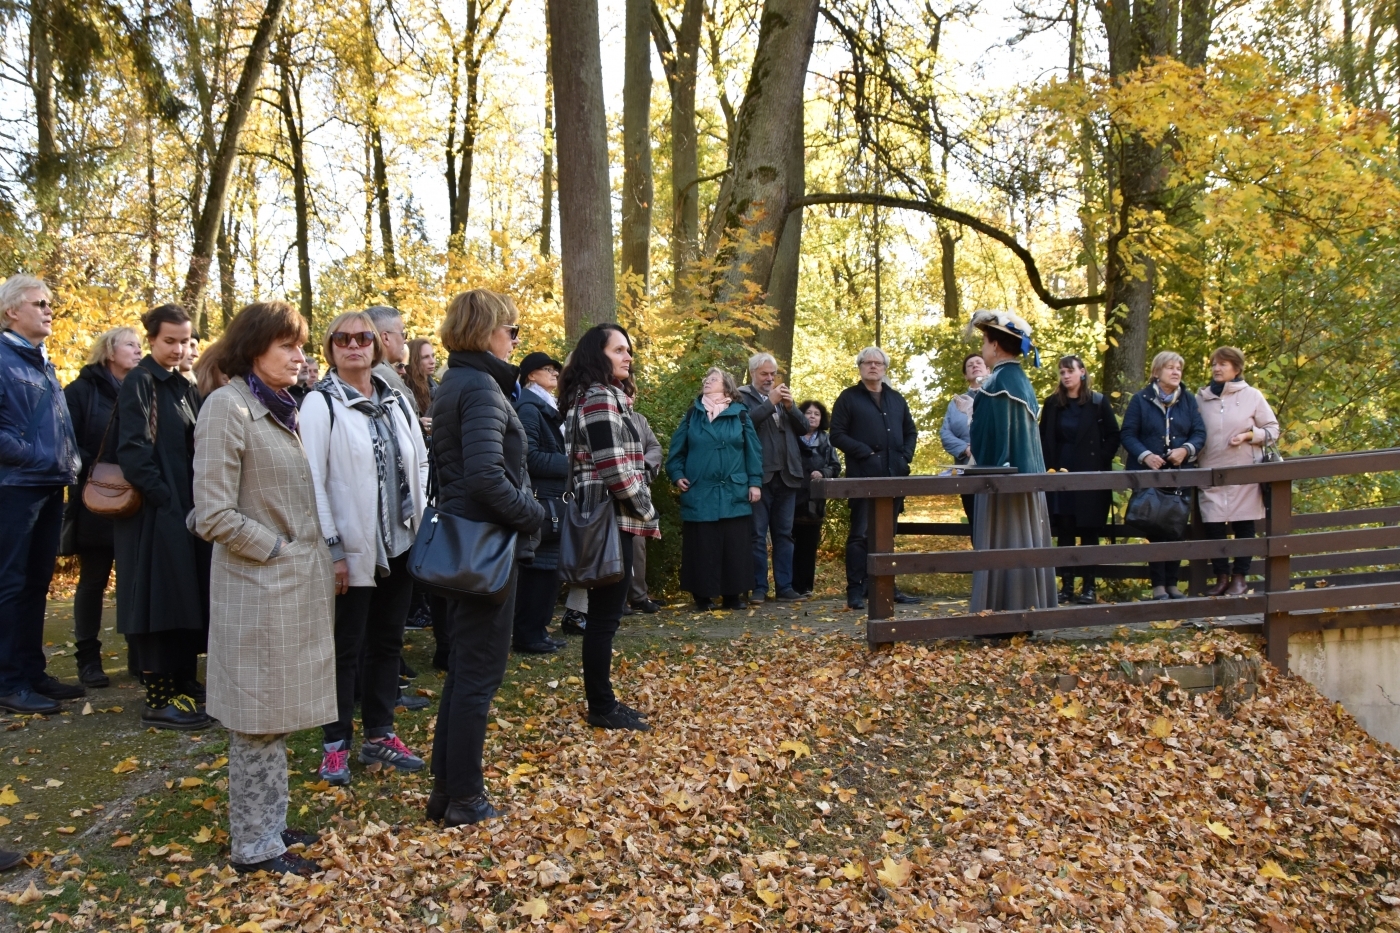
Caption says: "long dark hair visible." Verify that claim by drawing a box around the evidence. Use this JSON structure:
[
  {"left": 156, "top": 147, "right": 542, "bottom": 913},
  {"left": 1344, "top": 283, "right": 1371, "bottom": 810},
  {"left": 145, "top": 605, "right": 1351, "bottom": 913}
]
[
  {"left": 1053, "top": 354, "right": 1091, "bottom": 407},
  {"left": 559, "top": 323, "right": 631, "bottom": 410},
  {"left": 404, "top": 337, "right": 435, "bottom": 412}
]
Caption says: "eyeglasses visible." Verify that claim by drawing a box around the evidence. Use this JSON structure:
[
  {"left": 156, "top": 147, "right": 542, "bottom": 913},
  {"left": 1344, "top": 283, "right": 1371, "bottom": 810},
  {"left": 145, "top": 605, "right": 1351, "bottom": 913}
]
[
  {"left": 330, "top": 331, "right": 376, "bottom": 348},
  {"left": 502, "top": 324, "right": 521, "bottom": 340},
  {"left": 30, "top": 299, "right": 51, "bottom": 310}
]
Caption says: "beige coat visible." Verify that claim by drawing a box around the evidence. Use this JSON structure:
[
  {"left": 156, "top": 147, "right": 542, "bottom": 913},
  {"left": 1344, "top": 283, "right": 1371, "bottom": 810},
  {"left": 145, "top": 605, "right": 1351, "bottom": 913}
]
[
  {"left": 1195, "top": 380, "right": 1280, "bottom": 523},
  {"left": 192, "top": 379, "right": 336, "bottom": 734}
]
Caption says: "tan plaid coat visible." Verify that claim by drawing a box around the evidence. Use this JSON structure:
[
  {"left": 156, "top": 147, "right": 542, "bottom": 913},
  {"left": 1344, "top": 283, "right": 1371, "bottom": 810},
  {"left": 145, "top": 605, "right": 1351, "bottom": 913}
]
[{"left": 191, "top": 378, "right": 336, "bottom": 734}]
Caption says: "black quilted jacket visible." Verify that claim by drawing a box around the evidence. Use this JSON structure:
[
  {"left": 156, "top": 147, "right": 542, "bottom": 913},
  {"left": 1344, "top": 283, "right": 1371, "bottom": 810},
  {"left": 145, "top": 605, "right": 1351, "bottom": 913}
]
[{"left": 431, "top": 352, "right": 545, "bottom": 546}]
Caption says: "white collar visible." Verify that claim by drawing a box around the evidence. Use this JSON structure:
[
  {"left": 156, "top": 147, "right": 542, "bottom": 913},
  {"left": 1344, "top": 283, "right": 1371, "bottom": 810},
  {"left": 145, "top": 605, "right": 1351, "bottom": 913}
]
[{"left": 527, "top": 381, "right": 558, "bottom": 410}]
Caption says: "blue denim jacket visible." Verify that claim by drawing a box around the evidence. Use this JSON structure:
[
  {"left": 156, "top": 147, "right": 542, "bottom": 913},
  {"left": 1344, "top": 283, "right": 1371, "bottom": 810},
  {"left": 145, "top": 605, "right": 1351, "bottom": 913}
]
[{"left": 0, "top": 333, "right": 80, "bottom": 486}]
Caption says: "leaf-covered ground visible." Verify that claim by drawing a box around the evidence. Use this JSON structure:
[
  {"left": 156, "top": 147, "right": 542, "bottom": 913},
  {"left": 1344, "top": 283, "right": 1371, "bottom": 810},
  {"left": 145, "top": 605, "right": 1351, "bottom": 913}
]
[{"left": 5, "top": 614, "right": 1400, "bottom": 932}]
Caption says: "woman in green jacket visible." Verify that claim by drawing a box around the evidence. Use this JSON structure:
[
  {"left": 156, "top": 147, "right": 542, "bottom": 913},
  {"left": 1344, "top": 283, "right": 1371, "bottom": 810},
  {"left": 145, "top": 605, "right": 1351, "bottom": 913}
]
[{"left": 666, "top": 368, "right": 763, "bottom": 611}]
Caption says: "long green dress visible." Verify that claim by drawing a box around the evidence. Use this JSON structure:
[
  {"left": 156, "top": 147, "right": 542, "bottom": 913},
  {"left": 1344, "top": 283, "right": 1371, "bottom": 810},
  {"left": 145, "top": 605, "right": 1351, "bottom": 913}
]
[{"left": 969, "top": 360, "right": 1058, "bottom": 611}]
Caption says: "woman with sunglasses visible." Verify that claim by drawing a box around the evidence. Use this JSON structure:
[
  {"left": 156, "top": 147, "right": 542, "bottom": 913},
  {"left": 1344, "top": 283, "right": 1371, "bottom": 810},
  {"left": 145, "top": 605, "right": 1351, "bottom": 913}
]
[{"left": 299, "top": 311, "right": 430, "bottom": 787}]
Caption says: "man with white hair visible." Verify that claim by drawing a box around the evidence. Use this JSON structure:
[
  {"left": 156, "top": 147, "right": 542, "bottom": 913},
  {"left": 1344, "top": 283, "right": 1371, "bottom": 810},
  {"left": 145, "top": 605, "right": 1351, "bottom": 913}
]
[
  {"left": 0, "top": 274, "right": 84, "bottom": 715},
  {"left": 366, "top": 305, "right": 420, "bottom": 416},
  {"left": 829, "top": 346, "right": 921, "bottom": 610},
  {"left": 737, "top": 352, "right": 809, "bottom": 601}
]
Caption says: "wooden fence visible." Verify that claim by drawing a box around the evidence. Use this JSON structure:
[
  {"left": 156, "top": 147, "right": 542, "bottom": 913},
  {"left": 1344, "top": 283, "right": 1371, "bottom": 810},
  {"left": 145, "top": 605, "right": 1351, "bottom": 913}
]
[{"left": 813, "top": 449, "right": 1400, "bottom": 673}]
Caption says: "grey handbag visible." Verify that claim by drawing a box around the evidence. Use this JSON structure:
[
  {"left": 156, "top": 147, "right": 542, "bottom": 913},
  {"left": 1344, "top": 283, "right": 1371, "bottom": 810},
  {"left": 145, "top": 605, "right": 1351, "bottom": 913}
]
[{"left": 557, "top": 402, "right": 625, "bottom": 588}]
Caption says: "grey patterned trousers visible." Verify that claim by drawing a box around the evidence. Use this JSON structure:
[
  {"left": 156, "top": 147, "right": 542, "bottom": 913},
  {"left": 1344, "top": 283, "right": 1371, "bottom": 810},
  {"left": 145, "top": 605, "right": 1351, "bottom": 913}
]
[{"left": 228, "top": 731, "right": 290, "bottom": 864}]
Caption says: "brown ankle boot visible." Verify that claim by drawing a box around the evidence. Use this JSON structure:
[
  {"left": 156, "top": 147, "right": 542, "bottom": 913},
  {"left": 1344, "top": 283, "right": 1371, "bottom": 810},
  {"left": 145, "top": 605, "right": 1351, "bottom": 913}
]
[
  {"left": 1206, "top": 575, "right": 1230, "bottom": 596},
  {"left": 1225, "top": 574, "right": 1249, "bottom": 596}
]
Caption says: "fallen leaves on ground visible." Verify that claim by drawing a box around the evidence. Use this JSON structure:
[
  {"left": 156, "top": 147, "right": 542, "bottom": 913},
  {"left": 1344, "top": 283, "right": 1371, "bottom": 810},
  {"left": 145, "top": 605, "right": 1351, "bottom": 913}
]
[{"left": 8, "top": 629, "right": 1400, "bottom": 931}]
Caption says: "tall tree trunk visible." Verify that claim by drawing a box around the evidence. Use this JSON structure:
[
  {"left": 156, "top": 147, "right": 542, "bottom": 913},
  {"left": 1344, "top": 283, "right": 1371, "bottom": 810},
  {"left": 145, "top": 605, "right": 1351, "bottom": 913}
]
[
  {"left": 620, "top": 0, "right": 654, "bottom": 299},
  {"left": 760, "top": 108, "right": 805, "bottom": 371},
  {"left": 29, "top": 0, "right": 58, "bottom": 235},
  {"left": 146, "top": 117, "right": 159, "bottom": 305},
  {"left": 937, "top": 222, "right": 959, "bottom": 320},
  {"left": 277, "top": 36, "right": 313, "bottom": 331},
  {"left": 540, "top": 32, "right": 554, "bottom": 257},
  {"left": 181, "top": 0, "right": 289, "bottom": 310},
  {"left": 653, "top": 0, "right": 703, "bottom": 301},
  {"left": 548, "top": 0, "right": 616, "bottom": 339},
  {"left": 710, "top": 0, "right": 818, "bottom": 313},
  {"left": 372, "top": 125, "right": 397, "bottom": 281},
  {"left": 444, "top": 45, "right": 461, "bottom": 234},
  {"left": 217, "top": 212, "right": 236, "bottom": 328}
]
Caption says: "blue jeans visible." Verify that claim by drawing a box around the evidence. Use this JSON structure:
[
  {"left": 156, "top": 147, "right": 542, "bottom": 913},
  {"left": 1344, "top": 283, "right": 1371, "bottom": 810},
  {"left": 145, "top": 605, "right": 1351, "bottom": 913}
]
[
  {"left": 0, "top": 485, "right": 64, "bottom": 695},
  {"left": 751, "top": 479, "right": 797, "bottom": 595}
]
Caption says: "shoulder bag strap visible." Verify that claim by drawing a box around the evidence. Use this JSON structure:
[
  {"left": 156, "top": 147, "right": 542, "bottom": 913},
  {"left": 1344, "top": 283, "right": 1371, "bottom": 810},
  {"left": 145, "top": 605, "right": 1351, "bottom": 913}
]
[{"left": 317, "top": 387, "right": 336, "bottom": 432}]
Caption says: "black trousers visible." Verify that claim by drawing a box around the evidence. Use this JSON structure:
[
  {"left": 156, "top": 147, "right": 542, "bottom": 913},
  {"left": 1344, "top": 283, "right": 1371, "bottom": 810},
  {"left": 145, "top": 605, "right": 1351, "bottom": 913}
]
[
  {"left": 792, "top": 522, "right": 821, "bottom": 595},
  {"left": 74, "top": 547, "right": 113, "bottom": 668},
  {"left": 431, "top": 566, "right": 517, "bottom": 798},
  {"left": 126, "top": 629, "right": 203, "bottom": 679},
  {"left": 845, "top": 497, "right": 904, "bottom": 596},
  {"left": 1146, "top": 532, "right": 1182, "bottom": 588},
  {"left": 0, "top": 485, "right": 63, "bottom": 696},
  {"left": 324, "top": 551, "right": 415, "bottom": 745},
  {"left": 583, "top": 531, "right": 634, "bottom": 715},
  {"left": 1203, "top": 520, "right": 1256, "bottom": 575},
  {"left": 513, "top": 564, "right": 560, "bottom": 647},
  {"left": 1054, "top": 517, "right": 1101, "bottom": 592}
]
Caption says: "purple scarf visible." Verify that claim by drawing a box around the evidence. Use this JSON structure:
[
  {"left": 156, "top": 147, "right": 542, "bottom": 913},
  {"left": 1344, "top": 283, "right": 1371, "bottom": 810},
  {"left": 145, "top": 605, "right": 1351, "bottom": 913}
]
[{"left": 245, "top": 373, "right": 300, "bottom": 433}]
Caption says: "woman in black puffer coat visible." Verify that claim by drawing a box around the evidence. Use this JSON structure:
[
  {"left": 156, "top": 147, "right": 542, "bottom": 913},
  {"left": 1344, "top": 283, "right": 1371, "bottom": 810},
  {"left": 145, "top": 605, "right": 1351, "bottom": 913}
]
[
  {"left": 511, "top": 352, "right": 567, "bottom": 653},
  {"left": 426, "top": 290, "right": 545, "bottom": 830},
  {"left": 62, "top": 327, "right": 144, "bottom": 688}
]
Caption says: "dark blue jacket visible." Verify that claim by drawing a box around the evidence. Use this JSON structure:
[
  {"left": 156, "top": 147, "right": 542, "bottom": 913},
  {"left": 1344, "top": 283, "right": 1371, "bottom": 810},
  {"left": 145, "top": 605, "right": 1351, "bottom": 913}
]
[
  {"left": 1120, "top": 382, "right": 1207, "bottom": 469},
  {"left": 0, "top": 333, "right": 79, "bottom": 487}
]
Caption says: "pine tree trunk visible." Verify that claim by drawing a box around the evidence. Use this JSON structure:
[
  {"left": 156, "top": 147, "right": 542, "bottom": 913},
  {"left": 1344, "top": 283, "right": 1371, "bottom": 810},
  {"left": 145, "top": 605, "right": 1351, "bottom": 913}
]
[
  {"left": 548, "top": 0, "right": 616, "bottom": 339},
  {"left": 620, "top": 0, "right": 654, "bottom": 298},
  {"left": 711, "top": 0, "right": 818, "bottom": 311},
  {"left": 181, "top": 0, "right": 289, "bottom": 310}
]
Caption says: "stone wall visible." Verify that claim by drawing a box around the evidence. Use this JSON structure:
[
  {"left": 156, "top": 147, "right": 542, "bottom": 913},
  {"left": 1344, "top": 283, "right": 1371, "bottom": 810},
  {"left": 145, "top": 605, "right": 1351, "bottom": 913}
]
[{"left": 1290, "top": 626, "right": 1400, "bottom": 748}]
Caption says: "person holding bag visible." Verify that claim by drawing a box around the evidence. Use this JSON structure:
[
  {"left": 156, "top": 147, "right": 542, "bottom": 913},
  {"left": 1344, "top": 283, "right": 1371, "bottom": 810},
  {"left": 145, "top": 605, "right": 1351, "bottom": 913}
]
[
  {"left": 114, "top": 304, "right": 213, "bottom": 729},
  {"left": 301, "top": 311, "right": 430, "bottom": 786},
  {"left": 557, "top": 323, "right": 659, "bottom": 732},
  {"left": 425, "top": 290, "right": 545, "bottom": 828},
  {"left": 1196, "top": 346, "right": 1280, "bottom": 596},
  {"left": 62, "top": 326, "right": 143, "bottom": 688},
  {"left": 665, "top": 368, "right": 763, "bottom": 611},
  {"left": 1120, "top": 351, "right": 1207, "bottom": 600}
]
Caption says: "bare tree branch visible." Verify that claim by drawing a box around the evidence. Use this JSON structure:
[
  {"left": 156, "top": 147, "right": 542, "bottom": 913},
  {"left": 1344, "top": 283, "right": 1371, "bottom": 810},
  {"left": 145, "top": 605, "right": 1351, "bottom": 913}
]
[{"left": 790, "top": 191, "right": 1105, "bottom": 310}]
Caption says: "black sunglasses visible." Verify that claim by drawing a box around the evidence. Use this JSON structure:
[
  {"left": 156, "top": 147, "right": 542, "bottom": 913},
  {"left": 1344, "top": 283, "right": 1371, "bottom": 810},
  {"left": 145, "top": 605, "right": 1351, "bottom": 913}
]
[
  {"left": 330, "top": 331, "right": 375, "bottom": 348},
  {"left": 30, "top": 299, "right": 51, "bottom": 310},
  {"left": 502, "top": 324, "right": 521, "bottom": 340}
]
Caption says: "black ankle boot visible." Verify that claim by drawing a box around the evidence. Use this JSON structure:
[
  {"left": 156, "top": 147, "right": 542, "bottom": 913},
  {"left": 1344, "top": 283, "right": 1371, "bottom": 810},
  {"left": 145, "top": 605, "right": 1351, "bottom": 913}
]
[
  {"left": 444, "top": 794, "right": 501, "bottom": 828},
  {"left": 426, "top": 785, "right": 449, "bottom": 823}
]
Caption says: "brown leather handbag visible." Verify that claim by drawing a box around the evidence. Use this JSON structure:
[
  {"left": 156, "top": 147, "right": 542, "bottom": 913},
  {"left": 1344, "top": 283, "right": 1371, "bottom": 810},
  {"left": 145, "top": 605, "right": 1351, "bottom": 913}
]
[{"left": 81, "top": 399, "right": 154, "bottom": 520}]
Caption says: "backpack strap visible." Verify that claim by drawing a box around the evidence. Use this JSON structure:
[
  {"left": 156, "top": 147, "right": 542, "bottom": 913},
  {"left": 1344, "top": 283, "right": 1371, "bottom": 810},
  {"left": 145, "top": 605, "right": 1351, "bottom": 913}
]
[{"left": 317, "top": 388, "right": 336, "bottom": 432}]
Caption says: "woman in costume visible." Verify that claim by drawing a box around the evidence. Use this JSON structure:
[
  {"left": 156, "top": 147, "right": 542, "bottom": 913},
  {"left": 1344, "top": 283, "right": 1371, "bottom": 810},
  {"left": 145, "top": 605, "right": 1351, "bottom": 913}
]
[{"left": 967, "top": 310, "right": 1058, "bottom": 612}]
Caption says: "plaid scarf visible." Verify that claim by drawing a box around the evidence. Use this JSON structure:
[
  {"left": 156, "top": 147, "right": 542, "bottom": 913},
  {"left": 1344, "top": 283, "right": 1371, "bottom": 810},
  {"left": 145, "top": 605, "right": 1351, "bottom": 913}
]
[{"left": 317, "top": 373, "right": 413, "bottom": 567}]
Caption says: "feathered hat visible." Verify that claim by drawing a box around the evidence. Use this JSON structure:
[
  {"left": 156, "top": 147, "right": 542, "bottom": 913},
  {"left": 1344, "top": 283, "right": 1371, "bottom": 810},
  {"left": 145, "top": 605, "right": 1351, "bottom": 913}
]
[{"left": 968, "top": 309, "right": 1041, "bottom": 368}]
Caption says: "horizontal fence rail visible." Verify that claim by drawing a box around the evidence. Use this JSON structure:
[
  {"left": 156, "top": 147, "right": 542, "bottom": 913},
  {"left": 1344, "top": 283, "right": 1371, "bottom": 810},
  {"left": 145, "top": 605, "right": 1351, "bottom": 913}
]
[{"left": 812, "top": 449, "right": 1400, "bottom": 672}]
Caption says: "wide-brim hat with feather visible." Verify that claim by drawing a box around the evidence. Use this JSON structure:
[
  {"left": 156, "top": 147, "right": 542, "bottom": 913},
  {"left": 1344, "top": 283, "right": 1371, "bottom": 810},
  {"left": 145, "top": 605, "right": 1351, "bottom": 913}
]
[{"left": 968, "top": 309, "right": 1041, "bottom": 367}]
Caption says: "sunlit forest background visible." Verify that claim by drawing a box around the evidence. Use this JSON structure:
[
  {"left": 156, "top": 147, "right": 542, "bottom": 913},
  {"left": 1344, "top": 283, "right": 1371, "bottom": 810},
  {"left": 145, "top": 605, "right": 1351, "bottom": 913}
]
[{"left": 2, "top": 0, "right": 1397, "bottom": 498}]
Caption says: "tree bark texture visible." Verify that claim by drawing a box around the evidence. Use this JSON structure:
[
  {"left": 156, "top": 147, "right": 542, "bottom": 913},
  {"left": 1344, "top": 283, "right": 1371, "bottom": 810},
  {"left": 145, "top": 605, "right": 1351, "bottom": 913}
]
[
  {"left": 181, "top": 0, "right": 289, "bottom": 310},
  {"left": 711, "top": 0, "right": 819, "bottom": 312},
  {"left": 29, "top": 0, "right": 58, "bottom": 234},
  {"left": 372, "top": 125, "right": 397, "bottom": 281},
  {"left": 653, "top": 0, "right": 703, "bottom": 300},
  {"left": 620, "top": 0, "right": 654, "bottom": 298},
  {"left": 549, "top": 0, "right": 617, "bottom": 340},
  {"left": 937, "top": 221, "right": 960, "bottom": 320},
  {"left": 277, "top": 38, "right": 314, "bottom": 331},
  {"left": 540, "top": 36, "right": 554, "bottom": 257},
  {"left": 217, "top": 213, "right": 237, "bottom": 328},
  {"left": 759, "top": 104, "right": 806, "bottom": 372}
]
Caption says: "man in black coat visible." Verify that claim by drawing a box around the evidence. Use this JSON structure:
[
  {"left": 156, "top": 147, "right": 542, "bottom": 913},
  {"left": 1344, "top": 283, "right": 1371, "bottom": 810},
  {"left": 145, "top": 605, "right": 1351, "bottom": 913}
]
[
  {"left": 829, "top": 346, "right": 921, "bottom": 610},
  {"left": 737, "top": 353, "right": 809, "bottom": 601}
]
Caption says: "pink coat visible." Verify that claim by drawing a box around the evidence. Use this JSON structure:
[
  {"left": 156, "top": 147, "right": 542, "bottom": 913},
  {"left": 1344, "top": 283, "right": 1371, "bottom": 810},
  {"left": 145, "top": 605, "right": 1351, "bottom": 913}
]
[{"left": 1195, "top": 380, "right": 1280, "bottom": 523}]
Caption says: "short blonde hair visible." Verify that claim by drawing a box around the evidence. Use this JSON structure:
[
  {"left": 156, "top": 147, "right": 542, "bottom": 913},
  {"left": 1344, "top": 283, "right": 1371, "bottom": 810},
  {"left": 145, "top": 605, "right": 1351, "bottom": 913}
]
[
  {"left": 1211, "top": 346, "right": 1245, "bottom": 373},
  {"left": 322, "top": 310, "right": 384, "bottom": 367},
  {"left": 1150, "top": 351, "right": 1185, "bottom": 378},
  {"left": 439, "top": 289, "right": 518, "bottom": 353},
  {"left": 0, "top": 274, "right": 50, "bottom": 332},
  {"left": 86, "top": 326, "right": 141, "bottom": 367}
]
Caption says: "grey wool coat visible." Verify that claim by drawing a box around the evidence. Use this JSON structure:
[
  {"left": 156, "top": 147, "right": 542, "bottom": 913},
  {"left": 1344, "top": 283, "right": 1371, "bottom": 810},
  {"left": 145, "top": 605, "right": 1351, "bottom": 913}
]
[{"left": 192, "top": 378, "right": 336, "bottom": 735}]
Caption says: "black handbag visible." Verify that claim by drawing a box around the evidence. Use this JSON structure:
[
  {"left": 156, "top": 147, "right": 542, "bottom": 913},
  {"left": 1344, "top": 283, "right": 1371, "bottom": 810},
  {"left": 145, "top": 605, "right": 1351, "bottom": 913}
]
[
  {"left": 557, "top": 402, "right": 625, "bottom": 588},
  {"left": 1125, "top": 486, "right": 1190, "bottom": 541},
  {"left": 407, "top": 506, "right": 517, "bottom": 603}
]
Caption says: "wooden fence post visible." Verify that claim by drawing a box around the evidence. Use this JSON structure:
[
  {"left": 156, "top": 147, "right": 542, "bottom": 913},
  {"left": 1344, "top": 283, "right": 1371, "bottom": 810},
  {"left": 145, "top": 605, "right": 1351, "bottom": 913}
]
[
  {"left": 1264, "top": 479, "right": 1293, "bottom": 673},
  {"left": 868, "top": 497, "right": 896, "bottom": 643}
]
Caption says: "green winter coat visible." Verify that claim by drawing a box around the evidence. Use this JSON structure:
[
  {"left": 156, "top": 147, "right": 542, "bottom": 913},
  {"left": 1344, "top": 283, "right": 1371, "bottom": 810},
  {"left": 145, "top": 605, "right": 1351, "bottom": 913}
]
[
  {"left": 665, "top": 398, "right": 763, "bottom": 523},
  {"left": 971, "top": 360, "right": 1046, "bottom": 474}
]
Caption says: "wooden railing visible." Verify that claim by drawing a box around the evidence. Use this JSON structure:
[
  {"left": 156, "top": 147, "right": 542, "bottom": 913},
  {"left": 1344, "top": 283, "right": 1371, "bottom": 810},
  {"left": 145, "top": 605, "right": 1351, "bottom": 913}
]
[{"left": 812, "top": 449, "right": 1400, "bottom": 673}]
